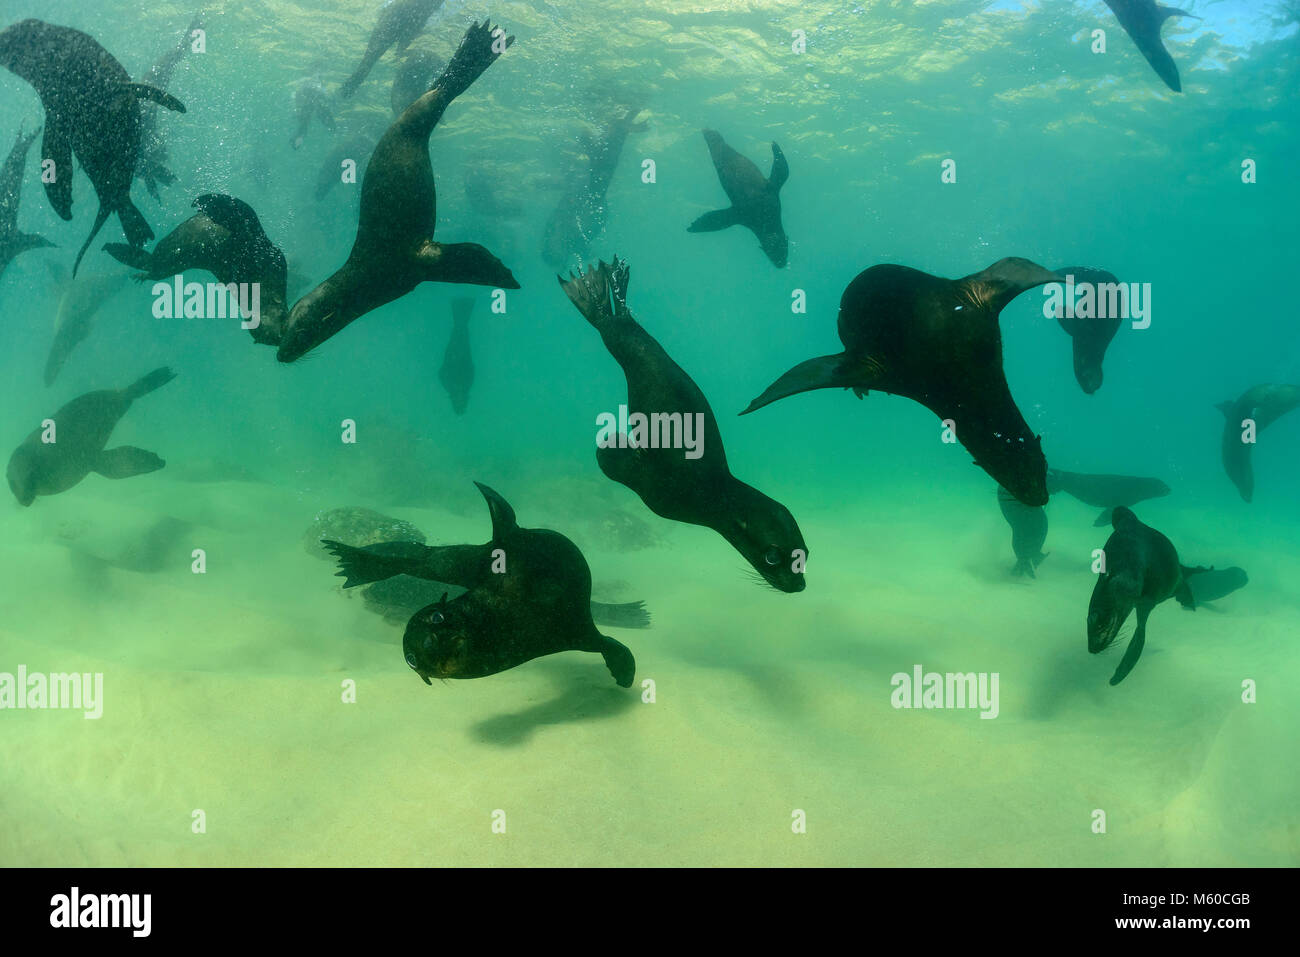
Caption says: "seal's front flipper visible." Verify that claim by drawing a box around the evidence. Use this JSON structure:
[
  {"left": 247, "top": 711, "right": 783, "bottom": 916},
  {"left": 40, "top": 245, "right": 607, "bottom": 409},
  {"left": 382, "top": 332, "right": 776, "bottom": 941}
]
[
  {"left": 768, "top": 142, "right": 789, "bottom": 190},
  {"left": 960, "top": 257, "right": 1062, "bottom": 315},
  {"left": 41, "top": 119, "right": 73, "bottom": 221},
  {"left": 321, "top": 540, "right": 431, "bottom": 588},
  {"left": 590, "top": 600, "right": 651, "bottom": 630},
  {"left": 474, "top": 482, "right": 520, "bottom": 542},
  {"left": 1174, "top": 565, "right": 1212, "bottom": 609},
  {"left": 126, "top": 83, "right": 186, "bottom": 113},
  {"left": 1109, "top": 607, "right": 1150, "bottom": 686},
  {"left": 418, "top": 241, "right": 519, "bottom": 289},
  {"left": 598, "top": 634, "right": 636, "bottom": 687},
  {"left": 94, "top": 447, "right": 165, "bottom": 479},
  {"left": 687, "top": 208, "right": 741, "bottom": 232},
  {"left": 1093, "top": 508, "right": 1114, "bottom": 527},
  {"left": 103, "top": 242, "right": 154, "bottom": 273},
  {"left": 434, "top": 21, "right": 514, "bottom": 106},
  {"left": 741, "top": 353, "right": 873, "bottom": 415}
]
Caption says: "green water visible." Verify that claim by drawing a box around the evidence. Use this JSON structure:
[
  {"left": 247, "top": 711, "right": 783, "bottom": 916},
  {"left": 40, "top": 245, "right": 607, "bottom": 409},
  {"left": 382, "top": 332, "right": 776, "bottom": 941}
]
[{"left": 0, "top": 0, "right": 1297, "bottom": 866}]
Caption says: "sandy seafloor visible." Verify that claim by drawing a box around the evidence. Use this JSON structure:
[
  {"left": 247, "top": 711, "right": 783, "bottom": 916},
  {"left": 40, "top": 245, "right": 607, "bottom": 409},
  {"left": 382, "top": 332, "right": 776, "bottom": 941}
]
[{"left": 1, "top": 464, "right": 1297, "bottom": 868}]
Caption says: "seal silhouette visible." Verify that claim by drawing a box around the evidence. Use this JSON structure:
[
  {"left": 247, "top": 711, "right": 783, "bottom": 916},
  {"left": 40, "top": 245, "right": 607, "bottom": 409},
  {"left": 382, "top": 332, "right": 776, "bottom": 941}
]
[
  {"left": 0, "top": 123, "right": 53, "bottom": 282},
  {"left": 559, "top": 257, "right": 808, "bottom": 593},
  {"left": 323, "top": 483, "right": 638, "bottom": 687},
  {"left": 7, "top": 367, "right": 175, "bottom": 506},
  {"left": 104, "top": 194, "right": 289, "bottom": 346},
  {"left": 743, "top": 257, "right": 1059, "bottom": 506},
  {"left": 1052, "top": 266, "right": 1123, "bottom": 394},
  {"left": 997, "top": 485, "right": 1048, "bottom": 578},
  {"left": 1184, "top": 566, "right": 1248, "bottom": 605},
  {"left": 1101, "top": 0, "right": 1199, "bottom": 92},
  {"left": 278, "top": 21, "right": 519, "bottom": 362},
  {"left": 1046, "top": 467, "right": 1170, "bottom": 526},
  {"left": 135, "top": 14, "right": 202, "bottom": 200},
  {"left": 687, "top": 129, "right": 788, "bottom": 267},
  {"left": 439, "top": 297, "right": 474, "bottom": 414},
  {"left": 1216, "top": 383, "right": 1300, "bottom": 502},
  {"left": 1087, "top": 507, "right": 1206, "bottom": 685},
  {"left": 340, "top": 0, "right": 444, "bottom": 99},
  {"left": 0, "top": 19, "right": 186, "bottom": 276}
]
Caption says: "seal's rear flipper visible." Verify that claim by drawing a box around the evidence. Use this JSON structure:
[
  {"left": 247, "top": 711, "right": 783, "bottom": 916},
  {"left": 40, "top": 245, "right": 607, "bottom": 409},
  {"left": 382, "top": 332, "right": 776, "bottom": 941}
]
[
  {"left": 769, "top": 143, "right": 789, "bottom": 189},
  {"left": 94, "top": 447, "right": 165, "bottom": 479},
  {"left": 558, "top": 258, "right": 630, "bottom": 329},
  {"left": 1108, "top": 609, "right": 1149, "bottom": 686},
  {"left": 741, "top": 353, "right": 866, "bottom": 415},
  {"left": 598, "top": 635, "right": 636, "bottom": 687},
  {"left": 687, "top": 208, "right": 741, "bottom": 232},
  {"left": 73, "top": 205, "right": 114, "bottom": 277},
  {"left": 124, "top": 367, "right": 177, "bottom": 401},
  {"left": 591, "top": 600, "right": 651, "bottom": 630},
  {"left": 419, "top": 241, "right": 519, "bottom": 288},
  {"left": 1175, "top": 564, "right": 1212, "bottom": 609},
  {"left": 103, "top": 242, "right": 154, "bottom": 273}
]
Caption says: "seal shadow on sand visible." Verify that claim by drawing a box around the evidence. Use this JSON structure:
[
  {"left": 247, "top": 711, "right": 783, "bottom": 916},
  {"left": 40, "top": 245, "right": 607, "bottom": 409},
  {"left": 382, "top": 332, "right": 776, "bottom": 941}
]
[{"left": 469, "top": 659, "right": 638, "bottom": 747}]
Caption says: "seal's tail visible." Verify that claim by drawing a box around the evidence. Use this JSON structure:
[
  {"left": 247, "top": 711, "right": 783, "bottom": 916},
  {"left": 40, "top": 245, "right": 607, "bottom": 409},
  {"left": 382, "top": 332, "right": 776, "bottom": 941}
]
[
  {"left": 123, "top": 366, "right": 177, "bottom": 402},
  {"left": 590, "top": 600, "right": 650, "bottom": 629},
  {"left": 557, "top": 257, "right": 631, "bottom": 330},
  {"left": 599, "top": 635, "right": 636, "bottom": 688}
]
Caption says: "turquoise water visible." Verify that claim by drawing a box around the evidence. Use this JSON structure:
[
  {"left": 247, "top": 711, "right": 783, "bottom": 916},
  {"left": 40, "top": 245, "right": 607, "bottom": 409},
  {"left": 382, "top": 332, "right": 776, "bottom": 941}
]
[{"left": 0, "top": 1, "right": 1297, "bottom": 866}]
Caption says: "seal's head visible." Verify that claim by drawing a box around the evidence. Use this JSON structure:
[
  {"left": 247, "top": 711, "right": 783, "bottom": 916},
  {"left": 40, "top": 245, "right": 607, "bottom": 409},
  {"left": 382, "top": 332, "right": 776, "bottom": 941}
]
[
  {"left": 725, "top": 490, "right": 807, "bottom": 593},
  {"left": 402, "top": 593, "right": 496, "bottom": 683},
  {"left": 1086, "top": 507, "right": 1144, "bottom": 653},
  {"left": 277, "top": 280, "right": 349, "bottom": 362},
  {"left": 6, "top": 446, "right": 36, "bottom": 507},
  {"left": 757, "top": 224, "right": 788, "bottom": 269}
]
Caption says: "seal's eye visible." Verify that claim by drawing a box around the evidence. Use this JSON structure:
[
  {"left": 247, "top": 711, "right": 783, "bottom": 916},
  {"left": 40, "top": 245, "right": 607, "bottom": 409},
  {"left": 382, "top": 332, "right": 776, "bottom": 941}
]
[
  {"left": 429, "top": 611, "right": 445, "bottom": 625},
  {"left": 763, "top": 546, "right": 781, "bottom": 566},
  {"left": 404, "top": 653, "right": 418, "bottom": 670}
]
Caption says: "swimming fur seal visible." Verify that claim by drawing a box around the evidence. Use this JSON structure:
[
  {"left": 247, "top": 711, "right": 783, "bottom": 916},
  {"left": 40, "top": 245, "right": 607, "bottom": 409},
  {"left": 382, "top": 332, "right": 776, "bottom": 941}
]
[
  {"left": 1046, "top": 467, "right": 1171, "bottom": 526},
  {"left": 7, "top": 367, "right": 175, "bottom": 506},
  {"left": 1052, "top": 266, "right": 1123, "bottom": 394},
  {"left": 1216, "top": 384, "right": 1300, "bottom": 502},
  {"left": 1087, "top": 507, "right": 1206, "bottom": 685},
  {"left": 43, "top": 266, "right": 130, "bottom": 385},
  {"left": 290, "top": 76, "right": 336, "bottom": 151},
  {"left": 0, "top": 19, "right": 186, "bottom": 276},
  {"left": 996, "top": 485, "right": 1048, "bottom": 577},
  {"left": 323, "top": 482, "right": 638, "bottom": 687},
  {"left": 559, "top": 257, "right": 808, "bottom": 593},
  {"left": 104, "top": 194, "right": 289, "bottom": 346},
  {"left": 1184, "top": 565, "right": 1247, "bottom": 605},
  {"left": 541, "top": 105, "right": 644, "bottom": 270},
  {"left": 277, "top": 21, "right": 519, "bottom": 363},
  {"left": 439, "top": 297, "right": 474, "bottom": 414},
  {"left": 0, "top": 123, "right": 53, "bottom": 282},
  {"left": 1101, "top": 0, "right": 1199, "bottom": 92},
  {"left": 687, "top": 129, "right": 788, "bottom": 267},
  {"left": 743, "top": 257, "right": 1058, "bottom": 506},
  {"left": 136, "top": 14, "right": 202, "bottom": 201},
  {"left": 340, "top": 0, "right": 444, "bottom": 99}
]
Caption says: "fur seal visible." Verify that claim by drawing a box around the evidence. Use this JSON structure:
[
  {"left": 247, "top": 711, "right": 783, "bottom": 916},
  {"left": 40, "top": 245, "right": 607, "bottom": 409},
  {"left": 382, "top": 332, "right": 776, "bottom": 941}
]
[
  {"left": 1052, "top": 266, "right": 1123, "bottom": 394},
  {"left": 391, "top": 48, "right": 444, "bottom": 115},
  {"left": 1216, "top": 384, "right": 1300, "bottom": 503},
  {"left": 541, "top": 105, "right": 644, "bottom": 269},
  {"left": 439, "top": 297, "right": 475, "bottom": 414},
  {"left": 323, "top": 482, "right": 638, "bottom": 687},
  {"left": 1101, "top": 0, "right": 1199, "bottom": 92},
  {"left": 1184, "top": 566, "right": 1248, "bottom": 605},
  {"left": 43, "top": 266, "right": 130, "bottom": 385},
  {"left": 559, "top": 257, "right": 808, "bottom": 593},
  {"left": 340, "top": 0, "right": 444, "bottom": 99},
  {"left": 136, "top": 14, "right": 202, "bottom": 201},
  {"left": 743, "top": 257, "right": 1058, "bottom": 506},
  {"left": 1046, "top": 467, "right": 1170, "bottom": 526},
  {"left": 687, "top": 129, "right": 788, "bottom": 267},
  {"left": 1087, "top": 507, "right": 1206, "bottom": 685},
  {"left": 277, "top": 21, "right": 519, "bottom": 363},
  {"left": 104, "top": 194, "right": 289, "bottom": 346},
  {"left": 0, "top": 19, "right": 186, "bottom": 276},
  {"left": 0, "top": 123, "right": 53, "bottom": 282},
  {"left": 7, "top": 367, "right": 175, "bottom": 506},
  {"left": 290, "top": 76, "right": 336, "bottom": 151},
  {"left": 997, "top": 485, "right": 1048, "bottom": 577}
]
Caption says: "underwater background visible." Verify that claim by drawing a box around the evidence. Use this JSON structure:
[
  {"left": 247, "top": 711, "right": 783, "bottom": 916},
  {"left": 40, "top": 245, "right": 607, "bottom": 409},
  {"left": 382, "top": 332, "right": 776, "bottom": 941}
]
[{"left": 0, "top": 0, "right": 1297, "bottom": 866}]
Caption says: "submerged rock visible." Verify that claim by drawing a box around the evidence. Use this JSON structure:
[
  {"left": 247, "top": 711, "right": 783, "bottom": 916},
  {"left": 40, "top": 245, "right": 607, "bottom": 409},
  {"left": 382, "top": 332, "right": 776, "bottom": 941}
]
[{"left": 301, "top": 506, "right": 425, "bottom": 559}]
